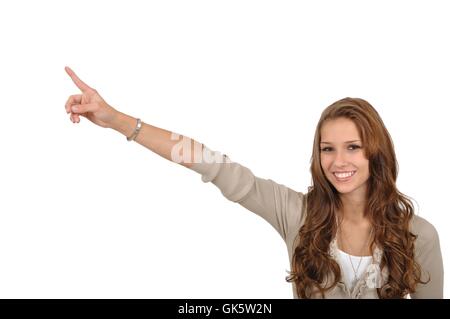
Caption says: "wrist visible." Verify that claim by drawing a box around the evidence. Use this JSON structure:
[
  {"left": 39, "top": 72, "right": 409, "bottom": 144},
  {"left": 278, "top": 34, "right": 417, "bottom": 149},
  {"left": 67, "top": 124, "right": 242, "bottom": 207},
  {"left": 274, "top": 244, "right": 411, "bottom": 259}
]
[{"left": 110, "top": 111, "right": 136, "bottom": 137}]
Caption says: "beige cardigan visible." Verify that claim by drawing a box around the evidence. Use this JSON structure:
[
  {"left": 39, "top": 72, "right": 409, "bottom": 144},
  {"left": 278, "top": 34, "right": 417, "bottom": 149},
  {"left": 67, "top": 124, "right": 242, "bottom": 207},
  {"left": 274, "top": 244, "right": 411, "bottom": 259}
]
[{"left": 189, "top": 145, "right": 444, "bottom": 299}]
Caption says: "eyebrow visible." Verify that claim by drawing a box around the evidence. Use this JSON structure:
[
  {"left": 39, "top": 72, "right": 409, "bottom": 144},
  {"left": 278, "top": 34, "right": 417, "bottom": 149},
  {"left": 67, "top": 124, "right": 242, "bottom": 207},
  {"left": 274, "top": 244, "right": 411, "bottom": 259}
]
[{"left": 320, "top": 140, "right": 361, "bottom": 145}]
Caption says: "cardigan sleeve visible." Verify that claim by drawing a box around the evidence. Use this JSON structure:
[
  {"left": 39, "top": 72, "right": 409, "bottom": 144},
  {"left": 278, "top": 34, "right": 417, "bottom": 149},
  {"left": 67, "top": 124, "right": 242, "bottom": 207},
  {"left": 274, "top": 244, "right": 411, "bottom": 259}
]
[
  {"left": 410, "top": 216, "right": 444, "bottom": 299},
  {"left": 188, "top": 144, "right": 305, "bottom": 242}
]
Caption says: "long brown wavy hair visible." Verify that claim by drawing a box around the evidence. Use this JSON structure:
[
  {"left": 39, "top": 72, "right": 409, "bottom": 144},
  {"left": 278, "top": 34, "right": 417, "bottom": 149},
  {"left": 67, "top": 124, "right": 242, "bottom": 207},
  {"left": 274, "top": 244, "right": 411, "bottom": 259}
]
[{"left": 286, "top": 97, "right": 427, "bottom": 298}]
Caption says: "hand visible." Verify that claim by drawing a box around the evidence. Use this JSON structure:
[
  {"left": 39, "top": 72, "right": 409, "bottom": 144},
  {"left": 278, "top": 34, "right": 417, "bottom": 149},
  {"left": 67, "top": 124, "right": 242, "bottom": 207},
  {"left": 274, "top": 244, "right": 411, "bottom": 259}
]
[{"left": 64, "top": 66, "right": 118, "bottom": 128}]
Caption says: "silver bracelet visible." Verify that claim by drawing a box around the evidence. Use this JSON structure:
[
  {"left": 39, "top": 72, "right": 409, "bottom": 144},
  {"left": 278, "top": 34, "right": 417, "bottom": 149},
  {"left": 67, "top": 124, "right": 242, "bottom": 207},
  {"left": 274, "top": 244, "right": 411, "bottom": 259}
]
[{"left": 126, "top": 118, "right": 143, "bottom": 142}]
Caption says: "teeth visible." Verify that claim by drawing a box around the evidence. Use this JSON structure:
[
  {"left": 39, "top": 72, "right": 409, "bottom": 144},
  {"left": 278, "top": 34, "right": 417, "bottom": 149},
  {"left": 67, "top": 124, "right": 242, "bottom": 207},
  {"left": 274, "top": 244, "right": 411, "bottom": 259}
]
[{"left": 334, "top": 171, "right": 355, "bottom": 178}]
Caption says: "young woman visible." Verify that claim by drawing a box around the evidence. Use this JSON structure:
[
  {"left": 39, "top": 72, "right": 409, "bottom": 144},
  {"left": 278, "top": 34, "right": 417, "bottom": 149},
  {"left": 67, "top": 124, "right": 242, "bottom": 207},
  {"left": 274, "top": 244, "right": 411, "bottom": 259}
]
[{"left": 64, "top": 66, "right": 443, "bottom": 299}]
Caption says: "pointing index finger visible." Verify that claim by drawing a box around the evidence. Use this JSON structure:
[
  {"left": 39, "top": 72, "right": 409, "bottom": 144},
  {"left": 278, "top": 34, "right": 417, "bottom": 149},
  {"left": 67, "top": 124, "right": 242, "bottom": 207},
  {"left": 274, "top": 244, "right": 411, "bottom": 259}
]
[{"left": 65, "top": 66, "right": 94, "bottom": 92}]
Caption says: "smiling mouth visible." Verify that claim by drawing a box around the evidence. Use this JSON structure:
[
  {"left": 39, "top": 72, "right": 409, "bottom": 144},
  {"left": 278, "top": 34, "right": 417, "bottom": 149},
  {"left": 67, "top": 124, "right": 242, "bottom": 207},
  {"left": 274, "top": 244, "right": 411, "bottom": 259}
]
[{"left": 333, "top": 170, "right": 356, "bottom": 182}]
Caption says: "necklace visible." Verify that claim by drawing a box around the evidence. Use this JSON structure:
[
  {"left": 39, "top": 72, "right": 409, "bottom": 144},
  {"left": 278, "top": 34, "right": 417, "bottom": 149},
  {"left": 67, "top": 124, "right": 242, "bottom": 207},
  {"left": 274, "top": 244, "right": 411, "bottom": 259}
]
[{"left": 338, "top": 222, "right": 373, "bottom": 287}]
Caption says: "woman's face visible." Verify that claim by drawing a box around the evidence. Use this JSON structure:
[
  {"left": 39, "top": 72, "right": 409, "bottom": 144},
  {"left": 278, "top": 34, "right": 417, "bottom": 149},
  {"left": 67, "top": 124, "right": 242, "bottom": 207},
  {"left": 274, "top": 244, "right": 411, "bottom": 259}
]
[{"left": 320, "top": 117, "right": 370, "bottom": 196}]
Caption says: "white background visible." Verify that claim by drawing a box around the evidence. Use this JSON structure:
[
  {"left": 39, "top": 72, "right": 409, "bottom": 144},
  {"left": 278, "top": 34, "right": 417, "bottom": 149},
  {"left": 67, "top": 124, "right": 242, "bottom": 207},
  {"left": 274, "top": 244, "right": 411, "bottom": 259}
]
[{"left": 0, "top": 0, "right": 448, "bottom": 298}]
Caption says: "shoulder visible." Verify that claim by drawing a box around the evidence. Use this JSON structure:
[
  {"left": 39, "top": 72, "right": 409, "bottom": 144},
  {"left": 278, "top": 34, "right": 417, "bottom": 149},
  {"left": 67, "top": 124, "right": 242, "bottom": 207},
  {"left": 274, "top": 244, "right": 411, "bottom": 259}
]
[
  {"left": 409, "top": 215, "right": 444, "bottom": 298},
  {"left": 410, "top": 215, "right": 440, "bottom": 254},
  {"left": 410, "top": 215, "right": 438, "bottom": 239}
]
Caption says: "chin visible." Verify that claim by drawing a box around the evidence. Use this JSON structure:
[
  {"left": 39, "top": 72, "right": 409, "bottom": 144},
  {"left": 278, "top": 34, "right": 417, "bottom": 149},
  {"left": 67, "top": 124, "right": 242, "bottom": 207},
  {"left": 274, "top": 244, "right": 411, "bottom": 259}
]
[
  {"left": 334, "top": 186, "right": 356, "bottom": 194},
  {"left": 328, "top": 179, "right": 358, "bottom": 194}
]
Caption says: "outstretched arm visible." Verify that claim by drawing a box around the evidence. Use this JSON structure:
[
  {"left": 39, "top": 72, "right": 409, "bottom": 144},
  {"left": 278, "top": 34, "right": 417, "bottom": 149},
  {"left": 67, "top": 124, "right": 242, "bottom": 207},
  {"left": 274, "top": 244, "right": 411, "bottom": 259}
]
[
  {"left": 64, "top": 66, "right": 203, "bottom": 167},
  {"left": 65, "top": 66, "right": 306, "bottom": 245}
]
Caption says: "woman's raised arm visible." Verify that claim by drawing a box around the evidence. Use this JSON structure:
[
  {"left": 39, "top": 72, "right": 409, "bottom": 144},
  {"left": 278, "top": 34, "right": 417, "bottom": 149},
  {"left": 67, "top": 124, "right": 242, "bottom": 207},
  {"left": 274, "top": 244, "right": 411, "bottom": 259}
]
[
  {"left": 64, "top": 66, "right": 203, "bottom": 167},
  {"left": 64, "top": 66, "right": 305, "bottom": 242}
]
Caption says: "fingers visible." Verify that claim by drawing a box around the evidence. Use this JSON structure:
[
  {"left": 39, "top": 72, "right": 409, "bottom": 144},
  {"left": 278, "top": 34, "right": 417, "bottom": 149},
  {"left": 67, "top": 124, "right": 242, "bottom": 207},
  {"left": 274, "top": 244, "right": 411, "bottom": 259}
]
[
  {"left": 65, "top": 94, "right": 82, "bottom": 123},
  {"left": 65, "top": 94, "right": 82, "bottom": 113},
  {"left": 64, "top": 67, "right": 99, "bottom": 125},
  {"left": 65, "top": 66, "right": 95, "bottom": 93},
  {"left": 70, "top": 112, "right": 87, "bottom": 123},
  {"left": 70, "top": 103, "right": 98, "bottom": 114},
  {"left": 69, "top": 103, "right": 97, "bottom": 124},
  {"left": 70, "top": 112, "right": 80, "bottom": 123}
]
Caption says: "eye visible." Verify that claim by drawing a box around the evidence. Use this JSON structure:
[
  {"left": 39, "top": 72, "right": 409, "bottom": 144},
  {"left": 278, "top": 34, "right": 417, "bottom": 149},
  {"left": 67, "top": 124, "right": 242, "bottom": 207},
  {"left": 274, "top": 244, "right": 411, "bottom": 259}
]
[
  {"left": 320, "top": 145, "right": 361, "bottom": 152},
  {"left": 348, "top": 144, "right": 361, "bottom": 150}
]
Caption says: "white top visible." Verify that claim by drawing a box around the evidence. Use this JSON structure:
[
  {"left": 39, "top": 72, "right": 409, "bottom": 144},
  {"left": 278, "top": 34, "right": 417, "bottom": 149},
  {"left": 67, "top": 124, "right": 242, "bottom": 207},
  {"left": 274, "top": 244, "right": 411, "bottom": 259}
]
[{"left": 337, "top": 248, "right": 373, "bottom": 290}]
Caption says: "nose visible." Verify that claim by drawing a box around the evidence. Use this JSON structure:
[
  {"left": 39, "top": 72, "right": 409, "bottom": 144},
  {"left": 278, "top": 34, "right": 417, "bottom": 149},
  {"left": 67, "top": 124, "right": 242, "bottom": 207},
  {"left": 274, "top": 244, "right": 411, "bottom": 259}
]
[{"left": 333, "top": 150, "right": 350, "bottom": 167}]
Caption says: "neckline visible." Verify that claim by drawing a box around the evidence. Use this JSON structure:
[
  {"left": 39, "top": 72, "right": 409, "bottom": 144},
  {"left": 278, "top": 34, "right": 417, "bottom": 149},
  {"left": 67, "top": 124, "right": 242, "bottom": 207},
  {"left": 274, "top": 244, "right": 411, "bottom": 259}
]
[
  {"left": 329, "top": 237, "right": 388, "bottom": 292},
  {"left": 337, "top": 248, "right": 372, "bottom": 259}
]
